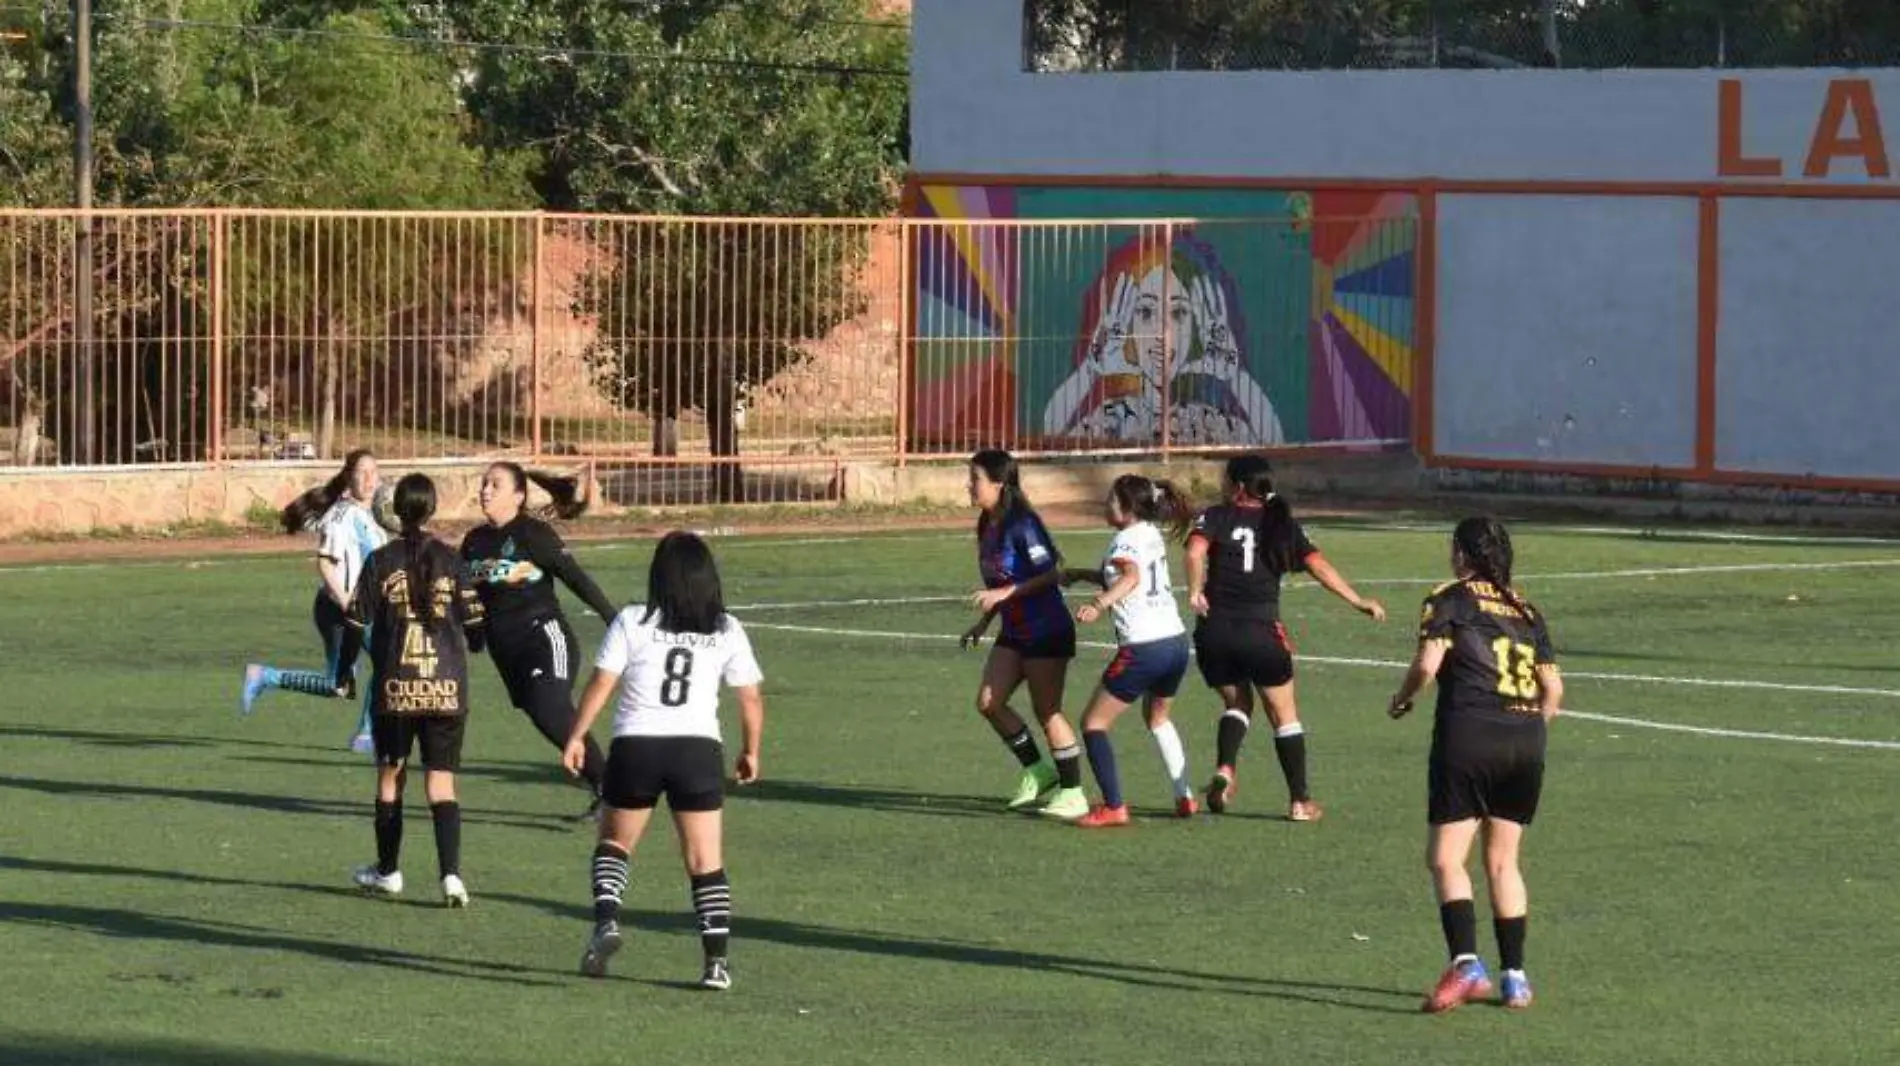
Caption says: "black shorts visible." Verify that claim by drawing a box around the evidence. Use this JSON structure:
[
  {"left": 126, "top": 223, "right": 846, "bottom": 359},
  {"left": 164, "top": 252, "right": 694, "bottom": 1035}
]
[
  {"left": 313, "top": 593, "right": 362, "bottom": 690},
  {"left": 492, "top": 617, "right": 581, "bottom": 708},
  {"left": 996, "top": 627, "right": 1077, "bottom": 661},
  {"left": 1428, "top": 719, "right": 1547, "bottom": 826},
  {"left": 1194, "top": 617, "right": 1295, "bottom": 690},
  {"left": 602, "top": 736, "right": 725, "bottom": 812},
  {"left": 372, "top": 714, "right": 467, "bottom": 772}
]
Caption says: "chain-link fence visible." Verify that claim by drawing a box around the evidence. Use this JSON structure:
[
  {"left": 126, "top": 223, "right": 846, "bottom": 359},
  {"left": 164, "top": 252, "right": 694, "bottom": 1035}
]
[{"left": 1026, "top": 0, "right": 1900, "bottom": 72}]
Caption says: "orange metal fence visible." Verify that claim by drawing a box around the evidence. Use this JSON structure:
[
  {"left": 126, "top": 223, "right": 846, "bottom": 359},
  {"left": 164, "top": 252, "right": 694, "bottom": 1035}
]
[{"left": 0, "top": 209, "right": 1415, "bottom": 503}]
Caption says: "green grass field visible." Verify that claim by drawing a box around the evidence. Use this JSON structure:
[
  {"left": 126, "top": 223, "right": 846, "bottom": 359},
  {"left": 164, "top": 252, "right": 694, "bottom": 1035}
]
[{"left": 3, "top": 517, "right": 1898, "bottom": 1066}]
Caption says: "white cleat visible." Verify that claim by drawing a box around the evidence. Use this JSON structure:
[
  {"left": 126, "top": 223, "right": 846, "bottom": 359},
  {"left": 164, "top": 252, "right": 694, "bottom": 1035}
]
[
  {"left": 352, "top": 865, "right": 403, "bottom": 897},
  {"left": 699, "top": 957, "right": 732, "bottom": 991},
  {"left": 441, "top": 874, "right": 470, "bottom": 908},
  {"left": 580, "top": 921, "right": 622, "bottom": 978}
]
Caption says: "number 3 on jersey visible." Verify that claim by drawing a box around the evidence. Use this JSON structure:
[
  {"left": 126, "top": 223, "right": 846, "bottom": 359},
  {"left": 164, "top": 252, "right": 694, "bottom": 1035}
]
[
  {"left": 660, "top": 647, "right": 694, "bottom": 707},
  {"left": 1490, "top": 637, "right": 1539, "bottom": 700}
]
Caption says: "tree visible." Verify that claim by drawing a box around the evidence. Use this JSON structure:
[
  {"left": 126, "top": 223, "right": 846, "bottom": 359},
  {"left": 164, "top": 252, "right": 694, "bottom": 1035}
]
[
  {"left": 0, "top": 2, "right": 534, "bottom": 462},
  {"left": 453, "top": 0, "right": 907, "bottom": 499}
]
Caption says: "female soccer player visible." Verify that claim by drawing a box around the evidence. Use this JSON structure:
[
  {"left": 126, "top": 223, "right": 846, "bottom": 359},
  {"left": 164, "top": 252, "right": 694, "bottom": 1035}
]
[
  {"left": 564, "top": 532, "right": 765, "bottom": 991},
  {"left": 961, "top": 449, "right": 1087, "bottom": 820},
  {"left": 242, "top": 448, "right": 388, "bottom": 753},
  {"left": 345, "top": 473, "right": 487, "bottom": 907},
  {"left": 1388, "top": 517, "right": 1562, "bottom": 1013},
  {"left": 460, "top": 462, "right": 619, "bottom": 816},
  {"left": 1063, "top": 475, "right": 1197, "bottom": 827},
  {"left": 1185, "top": 455, "right": 1385, "bottom": 821}
]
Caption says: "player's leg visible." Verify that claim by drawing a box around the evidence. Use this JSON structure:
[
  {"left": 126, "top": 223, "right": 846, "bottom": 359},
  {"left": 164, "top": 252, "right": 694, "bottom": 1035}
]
[
  {"left": 977, "top": 646, "right": 1053, "bottom": 809},
  {"left": 581, "top": 738, "right": 659, "bottom": 978},
  {"left": 1256, "top": 624, "right": 1315, "bottom": 820},
  {"left": 1141, "top": 637, "right": 1195, "bottom": 814},
  {"left": 241, "top": 595, "right": 348, "bottom": 714},
  {"left": 670, "top": 739, "right": 732, "bottom": 990},
  {"left": 421, "top": 717, "right": 468, "bottom": 906},
  {"left": 1022, "top": 652, "right": 1086, "bottom": 819},
  {"left": 354, "top": 723, "right": 409, "bottom": 896},
  {"left": 1484, "top": 743, "right": 1544, "bottom": 1009},
  {"left": 1076, "top": 671, "right": 1135, "bottom": 827},
  {"left": 1422, "top": 753, "right": 1494, "bottom": 1013},
  {"left": 1195, "top": 622, "right": 1252, "bottom": 812}
]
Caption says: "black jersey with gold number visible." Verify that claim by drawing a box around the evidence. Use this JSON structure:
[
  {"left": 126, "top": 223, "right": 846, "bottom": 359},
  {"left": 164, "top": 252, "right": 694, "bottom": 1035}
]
[
  {"left": 1418, "top": 579, "right": 1556, "bottom": 726},
  {"left": 348, "top": 538, "right": 485, "bottom": 718},
  {"left": 1189, "top": 504, "right": 1319, "bottom": 622}
]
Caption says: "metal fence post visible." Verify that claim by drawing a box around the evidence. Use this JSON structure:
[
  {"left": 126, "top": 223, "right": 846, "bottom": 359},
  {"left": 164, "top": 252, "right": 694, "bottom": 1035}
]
[
  {"left": 207, "top": 210, "right": 227, "bottom": 466},
  {"left": 529, "top": 212, "right": 545, "bottom": 461},
  {"left": 1159, "top": 220, "right": 1174, "bottom": 462}
]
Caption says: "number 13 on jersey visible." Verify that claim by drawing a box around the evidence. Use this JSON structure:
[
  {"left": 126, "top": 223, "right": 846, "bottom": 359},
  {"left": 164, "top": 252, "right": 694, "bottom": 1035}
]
[{"left": 1490, "top": 637, "right": 1540, "bottom": 700}]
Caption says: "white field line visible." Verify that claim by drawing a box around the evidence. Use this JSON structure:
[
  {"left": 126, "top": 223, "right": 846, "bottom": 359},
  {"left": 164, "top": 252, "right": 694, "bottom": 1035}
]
[
  {"left": 735, "top": 620, "right": 1900, "bottom": 751},
  {"left": 723, "top": 557, "right": 1900, "bottom": 611}
]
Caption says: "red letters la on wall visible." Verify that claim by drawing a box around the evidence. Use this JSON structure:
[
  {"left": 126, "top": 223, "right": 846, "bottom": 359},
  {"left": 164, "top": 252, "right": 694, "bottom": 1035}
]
[{"left": 1720, "top": 78, "right": 1893, "bottom": 180}]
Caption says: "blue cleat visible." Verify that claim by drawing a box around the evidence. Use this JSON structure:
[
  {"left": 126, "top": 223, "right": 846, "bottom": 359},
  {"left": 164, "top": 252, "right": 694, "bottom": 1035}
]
[
  {"left": 1500, "top": 969, "right": 1534, "bottom": 1010},
  {"left": 239, "top": 664, "right": 272, "bottom": 717}
]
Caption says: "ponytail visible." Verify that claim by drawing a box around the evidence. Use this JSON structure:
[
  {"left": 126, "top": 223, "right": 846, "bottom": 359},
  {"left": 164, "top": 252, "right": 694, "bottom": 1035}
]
[
  {"left": 391, "top": 473, "right": 446, "bottom": 629},
  {"left": 1110, "top": 474, "right": 1194, "bottom": 541},
  {"left": 281, "top": 448, "right": 373, "bottom": 534},
  {"left": 1225, "top": 453, "right": 1301, "bottom": 570},
  {"left": 1453, "top": 516, "right": 1536, "bottom": 622},
  {"left": 492, "top": 461, "right": 590, "bottom": 522}
]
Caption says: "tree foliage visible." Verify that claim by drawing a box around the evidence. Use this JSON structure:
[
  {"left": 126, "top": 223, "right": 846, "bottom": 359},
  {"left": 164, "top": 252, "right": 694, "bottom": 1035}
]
[
  {"left": 1027, "top": 0, "right": 1900, "bottom": 70},
  {"left": 450, "top": 0, "right": 907, "bottom": 495}
]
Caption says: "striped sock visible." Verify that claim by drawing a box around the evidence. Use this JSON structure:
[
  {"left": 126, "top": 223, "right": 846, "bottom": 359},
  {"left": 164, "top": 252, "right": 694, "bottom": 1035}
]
[
  {"left": 691, "top": 869, "right": 732, "bottom": 960},
  {"left": 592, "top": 843, "right": 629, "bottom": 924},
  {"left": 274, "top": 669, "right": 340, "bottom": 697}
]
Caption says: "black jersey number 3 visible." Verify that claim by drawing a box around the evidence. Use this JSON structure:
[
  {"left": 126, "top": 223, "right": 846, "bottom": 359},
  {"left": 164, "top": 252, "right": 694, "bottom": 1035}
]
[{"left": 661, "top": 647, "right": 695, "bottom": 707}]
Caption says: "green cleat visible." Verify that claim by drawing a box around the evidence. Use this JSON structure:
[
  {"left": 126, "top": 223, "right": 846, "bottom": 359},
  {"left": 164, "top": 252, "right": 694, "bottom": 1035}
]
[
  {"left": 1039, "top": 787, "right": 1090, "bottom": 822},
  {"left": 1006, "top": 762, "right": 1059, "bottom": 810}
]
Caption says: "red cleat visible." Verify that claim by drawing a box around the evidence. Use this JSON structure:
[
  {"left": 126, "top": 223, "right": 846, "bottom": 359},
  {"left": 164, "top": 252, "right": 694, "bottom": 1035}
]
[
  {"left": 1205, "top": 766, "right": 1236, "bottom": 814},
  {"left": 1422, "top": 960, "right": 1494, "bottom": 1014},
  {"left": 1076, "top": 803, "right": 1132, "bottom": 829},
  {"left": 1174, "top": 795, "right": 1199, "bottom": 819}
]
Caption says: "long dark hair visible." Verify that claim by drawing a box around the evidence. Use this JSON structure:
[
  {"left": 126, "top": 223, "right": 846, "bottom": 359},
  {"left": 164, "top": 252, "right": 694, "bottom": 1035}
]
[
  {"left": 281, "top": 448, "right": 373, "bottom": 533},
  {"left": 1225, "top": 454, "right": 1302, "bottom": 569},
  {"left": 393, "top": 473, "right": 448, "bottom": 628},
  {"left": 1453, "top": 516, "right": 1536, "bottom": 620},
  {"left": 490, "top": 461, "right": 589, "bottom": 521},
  {"left": 971, "top": 448, "right": 1034, "bottom": 535},
  {"left": 1110, "top": 474, "right": 1194, "bottom": 541},
  {"left": 641, "top": 531, "right": 726, "bottom": 636}
]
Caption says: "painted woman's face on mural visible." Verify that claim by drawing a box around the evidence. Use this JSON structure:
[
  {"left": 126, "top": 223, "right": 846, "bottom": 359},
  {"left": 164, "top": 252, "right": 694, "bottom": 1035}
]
[{"left": 1128, "top": 265, "right": 1194, "bottom": 388}]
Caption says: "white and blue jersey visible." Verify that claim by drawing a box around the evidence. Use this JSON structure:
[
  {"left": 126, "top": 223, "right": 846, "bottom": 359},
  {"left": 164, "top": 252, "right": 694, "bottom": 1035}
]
[
  {"left": 1098, "top": 521, "right": 1189, "bottom": 702},
  {"left": 316, "top": 499, "right": 387, "bottom": 602}
]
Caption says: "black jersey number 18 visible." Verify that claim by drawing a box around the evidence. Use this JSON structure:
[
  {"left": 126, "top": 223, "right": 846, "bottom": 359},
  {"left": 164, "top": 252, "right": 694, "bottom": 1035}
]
[
  {"left": 1489, "top": 637, "right": 1539, "bottom": 700},
  {"left": 660, "top": 647, "right": 694, "bottom": 707}
]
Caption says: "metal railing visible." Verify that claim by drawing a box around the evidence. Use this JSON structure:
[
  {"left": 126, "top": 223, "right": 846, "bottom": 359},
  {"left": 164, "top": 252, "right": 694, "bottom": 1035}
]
[{"left": 1, "top": 208, "right": 1418, "bottom": 502}]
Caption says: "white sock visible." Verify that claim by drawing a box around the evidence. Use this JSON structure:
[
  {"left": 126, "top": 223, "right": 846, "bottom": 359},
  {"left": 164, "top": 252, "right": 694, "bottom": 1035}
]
[{"left": 1149, "top": 721, "right": 1191, "bottom": 799}]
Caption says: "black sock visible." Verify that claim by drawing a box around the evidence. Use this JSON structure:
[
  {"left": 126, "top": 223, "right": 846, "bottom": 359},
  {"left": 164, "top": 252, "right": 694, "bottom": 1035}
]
[
  {"left": 374, "top": 800, "right": 403, "bottom": 875},
  {"left": 1439, "top": 899, "right": 1479, "bottom": 961},
  {"left": 1495, "top": 915, "right": 1527, "bottom": 971},
  {"left": 430, "top": 801, "right": 462, "bottom": 879},
  {"left": 1051, "top": 743, "right": 1083, "bottom": 788},
  {"left": 1215, "top": 708, "right": 1250, "bottom": 769},
  {"left": 691, "top": 869, "right": 732, "bottom": 961},
  {"left": 1273, "top": 726, "right": 1310, "bottom": 802},
  {"left": 1001, "top": 724, "right": 1041, "bottom": 768},
  {"left": 592, "top": 843, "right": 630, "bottom": 924}
]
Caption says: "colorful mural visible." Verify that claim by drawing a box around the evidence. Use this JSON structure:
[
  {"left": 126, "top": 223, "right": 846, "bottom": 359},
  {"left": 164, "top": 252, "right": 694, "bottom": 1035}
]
[{"left": 909, "top": 185, "right": 1417, "bottom": 452}]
